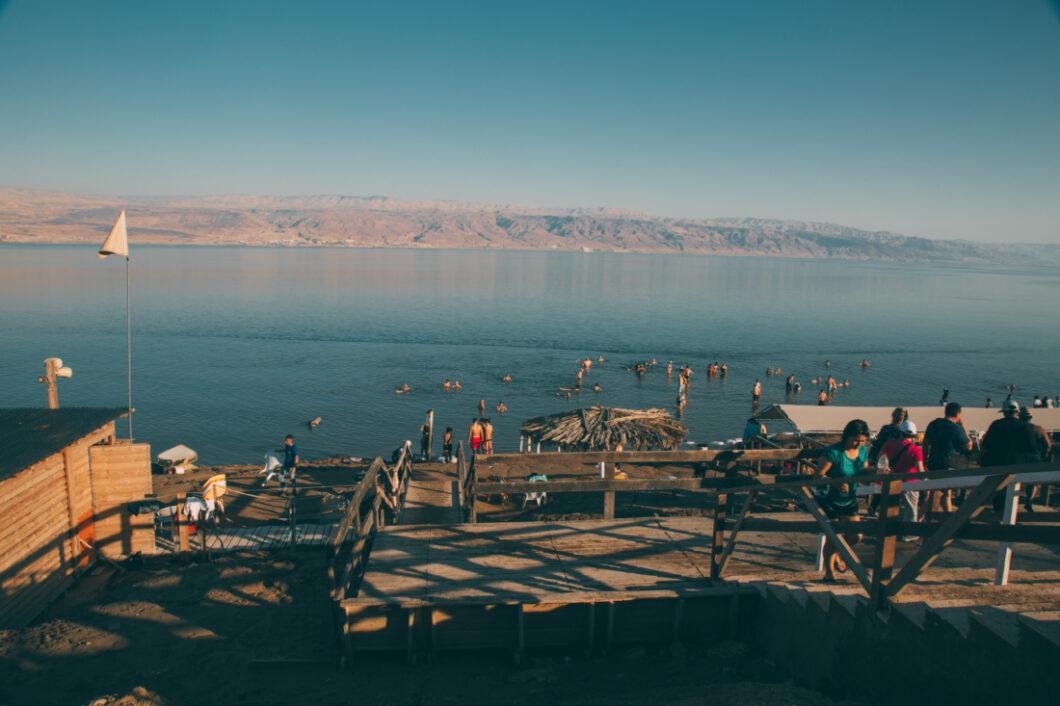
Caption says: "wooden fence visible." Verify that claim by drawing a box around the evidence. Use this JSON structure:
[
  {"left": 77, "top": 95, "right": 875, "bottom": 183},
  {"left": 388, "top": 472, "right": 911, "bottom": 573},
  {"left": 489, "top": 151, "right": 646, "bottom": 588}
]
[
  {"left": 470, "top": 448, "right": 819, "bottom": 520},
  {"left": 328, "top": 442, "right": 415, "bottom": 602},
  {"left": 708, "top": 461, "right": 1060, "bottom": 609},
  {"left": 462, "top": 447, "right": 1060, "bottom": 606}
]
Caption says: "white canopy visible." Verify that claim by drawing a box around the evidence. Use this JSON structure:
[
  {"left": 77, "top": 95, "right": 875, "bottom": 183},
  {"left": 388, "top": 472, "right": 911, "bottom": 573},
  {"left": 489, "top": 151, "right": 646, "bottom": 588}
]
[
  {"left": 157, "top": 444, "right": 198, "bottom": 466},
  {"left": 754, "top": 404, "right": 1060, "bottom": 435}
]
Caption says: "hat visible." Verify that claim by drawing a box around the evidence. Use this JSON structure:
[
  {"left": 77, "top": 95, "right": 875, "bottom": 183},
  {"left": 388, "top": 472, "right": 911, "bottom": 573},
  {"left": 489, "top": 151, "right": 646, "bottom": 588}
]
[
  {"left": 1001, "top": 399, "right": 1020, "bottom": 413},
  {"left": 899, "top": 420, "right": 917, "bottom": 436}
]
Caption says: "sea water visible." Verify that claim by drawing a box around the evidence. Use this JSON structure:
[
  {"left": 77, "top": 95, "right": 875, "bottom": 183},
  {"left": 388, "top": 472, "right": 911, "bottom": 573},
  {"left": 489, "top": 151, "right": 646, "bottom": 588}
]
[{"left": 1, "top": 245, "right": 1058, "bottom": 464}]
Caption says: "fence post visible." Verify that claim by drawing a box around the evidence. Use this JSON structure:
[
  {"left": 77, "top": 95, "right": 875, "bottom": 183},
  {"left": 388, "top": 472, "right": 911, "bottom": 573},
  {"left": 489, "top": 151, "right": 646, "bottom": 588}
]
[
  {"left": 710, "top": 491, "right": 727, "bottom": 580},
  {"left": 995, "top": 481, "right": 1022, "bottom": 586},
  {"left": 177, "top": 493, "right": 190, "bottom": 554},
  {"left": 870, "top": 478, "right": 902, "bottom": 609}
]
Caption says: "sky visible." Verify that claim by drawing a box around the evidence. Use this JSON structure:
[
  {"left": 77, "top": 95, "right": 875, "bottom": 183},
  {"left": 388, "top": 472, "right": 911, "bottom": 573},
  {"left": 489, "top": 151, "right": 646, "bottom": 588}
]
[{"left": 0, "top": 1, "right": 1058, "bottom": 243}]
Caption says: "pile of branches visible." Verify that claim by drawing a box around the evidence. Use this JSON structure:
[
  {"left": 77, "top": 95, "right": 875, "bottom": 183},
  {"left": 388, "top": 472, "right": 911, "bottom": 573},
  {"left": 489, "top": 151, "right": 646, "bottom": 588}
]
[{"left": 520, "top": 405, "right": 687, "bottom": 451}]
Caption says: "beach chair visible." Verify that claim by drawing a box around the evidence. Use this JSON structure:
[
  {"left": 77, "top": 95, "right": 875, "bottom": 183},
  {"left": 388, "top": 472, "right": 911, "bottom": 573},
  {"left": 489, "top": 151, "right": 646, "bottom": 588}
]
[
  {"left": 260, "top": 452, "right": 286, "bottom": 486},
  {"left": 199, "top": 474, "right": 227, "bottom": 522},
  {"left": 522, "top": 473, "right": 548, "bottom": 510}
]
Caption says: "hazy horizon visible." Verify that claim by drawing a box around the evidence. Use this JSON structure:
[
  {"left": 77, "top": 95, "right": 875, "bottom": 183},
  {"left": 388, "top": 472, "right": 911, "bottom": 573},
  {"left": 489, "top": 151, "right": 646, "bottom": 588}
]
[{"left": 1, "top": 1, "right": 1058, "bottom": 244}]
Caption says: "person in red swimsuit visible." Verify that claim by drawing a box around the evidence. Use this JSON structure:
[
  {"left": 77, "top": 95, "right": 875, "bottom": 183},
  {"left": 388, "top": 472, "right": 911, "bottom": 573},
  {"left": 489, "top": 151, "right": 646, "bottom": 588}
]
[{"left": 468, "top": 417, "right": 483, "bottom": 452}]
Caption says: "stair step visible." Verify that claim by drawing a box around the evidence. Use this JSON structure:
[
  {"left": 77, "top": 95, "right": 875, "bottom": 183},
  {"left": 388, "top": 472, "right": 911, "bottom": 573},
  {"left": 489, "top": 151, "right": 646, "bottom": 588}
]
[
  {"left": 1018, "top": 610, "right": 1060, "bottom": 650},
  {"left": 786, "top": 586, "right": 809, "bottom": 608},
  {"left": 968, "top": 607, "right": 1021, "bottom": 647},
  {"left": 808, "top": 591, "right": 832, "bottom": 614},
  {"left": 765, "top": 582, "right": 790, "bottom": 604},
  {"left": 831, "top": 593, "right": 861, "bottom": 618},
  {"left": 928, "top": 606, "right": 970, "bottom": 638},
  {"left": 891, "top": 601, "right": 928, "bottom": 630}
]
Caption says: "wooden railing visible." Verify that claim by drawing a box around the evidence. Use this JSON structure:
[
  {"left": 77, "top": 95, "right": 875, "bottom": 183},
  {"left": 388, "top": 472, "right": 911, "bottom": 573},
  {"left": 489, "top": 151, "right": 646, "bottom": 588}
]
[
  {"left": 328, "top": 442, "right": 414, "bottom": 601},
  {"left": 471, "top": 448, "right": 820, "bottom": 521},
  {"left": 708, "top": 461, "right": 1060, "bottom": 609}
]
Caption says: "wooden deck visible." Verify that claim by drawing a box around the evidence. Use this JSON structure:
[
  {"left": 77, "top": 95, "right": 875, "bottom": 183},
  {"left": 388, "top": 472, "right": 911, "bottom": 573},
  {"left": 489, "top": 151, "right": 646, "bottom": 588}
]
[
  {"left": 340, "top": 516, "right": 770, "bottom": 657},
  {"left": 400, "top": 479, "right": 462, "bottom": 525},
  {"left": 153, "top": 522, "right": 338, "bottom": 553},
  {"left": 358, "top": 517, "right": 725, "bottom": 602}
]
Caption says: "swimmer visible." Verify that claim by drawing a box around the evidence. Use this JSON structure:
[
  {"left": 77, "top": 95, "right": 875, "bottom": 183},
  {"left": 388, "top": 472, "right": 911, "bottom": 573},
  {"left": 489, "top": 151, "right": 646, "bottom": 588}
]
[
  {"left": 592, "top": 383, "right": 601, "bottom": 392},
  {"left": 860, "top": 360, "right": 870, "bottom": 367},
  {"left": 308, "top": 416, "right": 321, "bottom": 429},
  {"left": 667, "top": 361, "right": 673, "bottom": 376},
  {"left": 496, "top": 401, "right": 507, "bottom": 414},
  {"left": 478, "top": 399, "right": 485, "bottom": 415},
  {"left": 817, "top": 389, "right": 828, "bottom": 405},
  {"left": 811, "top": 377, "right": 822, "bottom": 384},
  {"left": 453, "top": 380, "right": 461, "bottom": 389},
  {"left": 503, "top": 373, "right": 512, "bottom": 383},
  {"left": 443, "top": 379, "right": 451, "bottom": 391},
  {"left": 597, "top": 356, "right": 605, "bottom": 363},
  {"left": 825, "top": 360, "right": 831, "bottom": 367}
]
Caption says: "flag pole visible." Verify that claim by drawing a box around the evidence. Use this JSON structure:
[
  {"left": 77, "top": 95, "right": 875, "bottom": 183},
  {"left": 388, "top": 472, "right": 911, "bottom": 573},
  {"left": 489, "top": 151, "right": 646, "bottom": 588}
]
[
  {"left": 99, "top": 209, "right": 132, "bottom": 438},
  {"left": 126, "top": 254, "right": 133, "bottom": 439}
]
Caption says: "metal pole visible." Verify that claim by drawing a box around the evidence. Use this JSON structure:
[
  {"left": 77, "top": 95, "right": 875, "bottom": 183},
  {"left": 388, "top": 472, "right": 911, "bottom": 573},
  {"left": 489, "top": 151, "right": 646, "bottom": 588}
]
[{"left": 126, "top": 256, "right": 133, "bottom": 440}]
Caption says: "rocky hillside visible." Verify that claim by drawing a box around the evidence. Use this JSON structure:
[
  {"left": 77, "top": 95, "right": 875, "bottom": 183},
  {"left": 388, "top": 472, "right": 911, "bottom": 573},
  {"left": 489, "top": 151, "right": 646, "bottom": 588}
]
[{"left": 1, "top": 187, "right": 1055, "bottom": 264}]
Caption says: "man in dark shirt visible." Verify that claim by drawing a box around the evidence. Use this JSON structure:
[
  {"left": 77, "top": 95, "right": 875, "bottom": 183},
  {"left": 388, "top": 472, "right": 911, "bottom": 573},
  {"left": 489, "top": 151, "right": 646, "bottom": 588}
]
[
  {"left": 923, "top": 402, "right": 972, "bottom": 513},
  {"left": 983, "top": 401, "right": 1040, "bottom": 511},
  {"left": 281, "top": 434, "right": 299, "bottom": 488},
  {"left": 981, "top": 401, "right": 1039, "bottom": 467},
  {"left": 1017, "top": 407, "right": 1052, "bottom": 510},
  {"left": 1018, "top": 407, "right": 1053, "bottom": 463}
]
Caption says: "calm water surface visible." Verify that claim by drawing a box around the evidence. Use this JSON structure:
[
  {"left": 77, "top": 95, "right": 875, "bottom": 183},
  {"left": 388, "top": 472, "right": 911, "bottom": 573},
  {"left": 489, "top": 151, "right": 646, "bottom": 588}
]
[{"left": 2, "top": 245, "right": 1058, "bottom": 463}]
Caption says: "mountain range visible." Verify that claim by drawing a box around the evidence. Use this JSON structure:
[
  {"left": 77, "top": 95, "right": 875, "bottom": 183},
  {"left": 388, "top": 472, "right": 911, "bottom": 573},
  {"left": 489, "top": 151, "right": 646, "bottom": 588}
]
[{"left": 1, "top": 187, "right": 1055, "bottom": 265}]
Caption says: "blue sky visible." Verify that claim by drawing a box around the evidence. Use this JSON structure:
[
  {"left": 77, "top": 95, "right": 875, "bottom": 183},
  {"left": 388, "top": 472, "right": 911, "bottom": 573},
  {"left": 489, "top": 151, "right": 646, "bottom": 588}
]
[{"left": 1, "top": 1, "right": 1058, "bottom": 243}]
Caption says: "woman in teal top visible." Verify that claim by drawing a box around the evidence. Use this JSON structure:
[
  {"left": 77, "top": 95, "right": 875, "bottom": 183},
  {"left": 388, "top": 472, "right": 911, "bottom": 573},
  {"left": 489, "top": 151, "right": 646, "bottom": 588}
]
[{"left": 814, "top": 419, "right": 870, "bottom": 581}]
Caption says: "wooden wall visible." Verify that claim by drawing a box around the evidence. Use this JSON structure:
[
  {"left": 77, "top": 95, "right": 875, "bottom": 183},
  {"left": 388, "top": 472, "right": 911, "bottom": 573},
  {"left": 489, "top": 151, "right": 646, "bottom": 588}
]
[
  {"left": 0, "top": 424, "right": 152, "bottom": 627},
  {"left": 0, "top": 422, "right": 114, "bottom": 627},
  {"left": 89, "top": 442, "right": 153, "bottom": 557}
]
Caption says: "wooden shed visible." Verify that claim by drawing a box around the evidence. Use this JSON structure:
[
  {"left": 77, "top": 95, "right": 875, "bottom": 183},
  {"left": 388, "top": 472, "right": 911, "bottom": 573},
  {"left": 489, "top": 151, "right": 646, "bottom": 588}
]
[{"left": 0, "top": 408, "right": 153, "bottom": 627}]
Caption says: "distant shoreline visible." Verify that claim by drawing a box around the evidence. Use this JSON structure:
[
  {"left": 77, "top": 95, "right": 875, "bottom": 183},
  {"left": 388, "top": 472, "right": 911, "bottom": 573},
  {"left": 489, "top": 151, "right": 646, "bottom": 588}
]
[{"left": 3, "top": 187, "right": 1057, "bottom": 265}]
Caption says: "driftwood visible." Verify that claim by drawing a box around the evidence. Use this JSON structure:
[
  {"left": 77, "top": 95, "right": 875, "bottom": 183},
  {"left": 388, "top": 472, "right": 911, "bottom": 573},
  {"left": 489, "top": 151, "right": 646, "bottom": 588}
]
[{"left": 520, "top": 405, "right": 687, "bottom": 450}]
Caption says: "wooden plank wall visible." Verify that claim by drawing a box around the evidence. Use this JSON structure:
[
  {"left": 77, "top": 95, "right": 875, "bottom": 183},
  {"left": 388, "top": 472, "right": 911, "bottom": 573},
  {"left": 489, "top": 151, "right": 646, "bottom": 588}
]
[
  {"left": 0, "top": 422, "right": 115, "bottom": 627},
  {"left": 89, "top": 442, "right": 153, "bottom": 558}
]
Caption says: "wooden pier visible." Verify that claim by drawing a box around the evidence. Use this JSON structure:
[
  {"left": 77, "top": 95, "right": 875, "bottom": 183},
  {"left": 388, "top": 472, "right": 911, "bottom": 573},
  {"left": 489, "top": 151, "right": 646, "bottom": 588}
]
[
  {"left": 332, "top": 446, "right": 1060, "bottom": 663},
  {"left": 341, "top": 516, "right": 760, "bottom": 660}
]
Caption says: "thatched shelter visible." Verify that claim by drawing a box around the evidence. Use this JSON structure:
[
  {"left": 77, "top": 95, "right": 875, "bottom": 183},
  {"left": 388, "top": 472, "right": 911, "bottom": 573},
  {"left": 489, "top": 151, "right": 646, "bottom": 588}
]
[{"left": 520, "top": 405, "right": 687, "bottom": 451}]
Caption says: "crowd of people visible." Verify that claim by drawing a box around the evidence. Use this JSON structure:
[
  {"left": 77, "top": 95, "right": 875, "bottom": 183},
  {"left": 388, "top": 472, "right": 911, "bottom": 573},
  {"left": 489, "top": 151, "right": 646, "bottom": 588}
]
[{"left": 813, "top": 401, "right": 1054, "bottom": 581}]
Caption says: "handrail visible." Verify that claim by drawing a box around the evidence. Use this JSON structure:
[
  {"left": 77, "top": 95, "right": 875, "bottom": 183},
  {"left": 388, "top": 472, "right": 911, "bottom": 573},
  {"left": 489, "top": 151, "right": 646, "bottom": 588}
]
[
  {"left": 328, "top": 441, "right": 416, "bottom": 602},
  {"left": 708, "top": 459, "right": 1060, "bottom": 608}
]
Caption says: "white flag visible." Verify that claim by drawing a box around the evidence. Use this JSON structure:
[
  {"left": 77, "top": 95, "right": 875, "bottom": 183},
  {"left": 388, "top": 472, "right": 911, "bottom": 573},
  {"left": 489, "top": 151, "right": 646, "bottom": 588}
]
[{"left": 98, "top": 210, "right": 129, "bottom": 259}]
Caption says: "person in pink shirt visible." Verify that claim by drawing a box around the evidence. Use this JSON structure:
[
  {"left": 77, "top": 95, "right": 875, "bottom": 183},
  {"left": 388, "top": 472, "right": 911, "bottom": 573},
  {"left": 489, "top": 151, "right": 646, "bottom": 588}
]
[{"left": 879, "top": 420, "right": 925, "bottom": 538}]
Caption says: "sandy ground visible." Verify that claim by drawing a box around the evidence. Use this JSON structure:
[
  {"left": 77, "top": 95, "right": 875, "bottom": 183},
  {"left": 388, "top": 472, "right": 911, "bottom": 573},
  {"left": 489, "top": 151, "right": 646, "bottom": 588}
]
[{"left": 0, "top": 548, "right": 859, "bottom": 706}]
